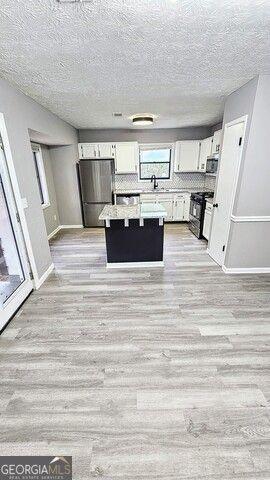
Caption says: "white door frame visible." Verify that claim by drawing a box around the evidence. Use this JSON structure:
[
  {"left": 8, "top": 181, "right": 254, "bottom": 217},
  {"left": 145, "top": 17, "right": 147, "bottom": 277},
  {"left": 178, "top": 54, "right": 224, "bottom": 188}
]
[
  {"left": 208, "top": 114, "right": 248, "bottom": 267},
  {"left": 0, "top": 113, "right": 39, "bottom": 281},
  {"left": 0, "top": 113, "right": 34, "bottom": 330}
]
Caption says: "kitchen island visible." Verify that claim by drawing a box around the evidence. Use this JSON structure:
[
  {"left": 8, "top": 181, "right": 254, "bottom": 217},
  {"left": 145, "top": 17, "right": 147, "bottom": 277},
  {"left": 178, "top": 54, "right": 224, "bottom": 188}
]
[{"left": 99, "top": 203, "right": 167, "bottom": 268}]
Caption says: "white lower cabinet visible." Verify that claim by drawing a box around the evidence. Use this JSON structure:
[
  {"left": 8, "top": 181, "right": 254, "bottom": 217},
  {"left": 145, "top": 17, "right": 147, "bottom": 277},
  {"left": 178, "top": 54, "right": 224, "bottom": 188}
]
[
  {"left": 158, "top": 199, "right": 174, "bottom": 221},
  {"left": 173, "top": 195, "right": 185, "bottom": 220},
  {"left": 140, "top": 192, "right": 190, "bottom": 222},
  {"left": 183, "top": 195, "right": 190, "bottom": 221},
  {"left": 203, "top": 202, "right": 213, "bottom": 240}
]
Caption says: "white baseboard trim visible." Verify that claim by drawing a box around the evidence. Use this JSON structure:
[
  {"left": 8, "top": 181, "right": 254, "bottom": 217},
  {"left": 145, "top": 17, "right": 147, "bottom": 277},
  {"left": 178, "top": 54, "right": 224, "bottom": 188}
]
[
  {"left": 35, "top": 263, "right": 54, "bottom": 289},
  {"left": 48, "top": 225, "right": 83, "bottom": 241},
  {"left": 60, "top": 224, "right": 83, "bottom": 229},
  {"left": 107, "top": 261, "right": 164, "bottom": 269},
  {"left": 231, "top": 215, "right": 270, "bottom": 223},
  {"left": 47, "top": 226, "right": 61, "bottom": 240},
  {"left": 222, "top": 265, "right": 270, "bottom": 274}
]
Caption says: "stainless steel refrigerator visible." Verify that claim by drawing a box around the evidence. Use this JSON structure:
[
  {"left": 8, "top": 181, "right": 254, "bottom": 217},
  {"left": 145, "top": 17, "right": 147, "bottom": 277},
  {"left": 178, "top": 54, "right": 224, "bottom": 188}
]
[{"left": 78, "top": 159, "right": 114, "bottom": 227}]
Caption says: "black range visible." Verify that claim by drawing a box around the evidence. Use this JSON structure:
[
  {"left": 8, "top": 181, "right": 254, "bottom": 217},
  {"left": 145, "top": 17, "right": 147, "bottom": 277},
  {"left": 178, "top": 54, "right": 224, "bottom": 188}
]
[{"left": 189, "top": 191, "right": 214, "bottom": 239}]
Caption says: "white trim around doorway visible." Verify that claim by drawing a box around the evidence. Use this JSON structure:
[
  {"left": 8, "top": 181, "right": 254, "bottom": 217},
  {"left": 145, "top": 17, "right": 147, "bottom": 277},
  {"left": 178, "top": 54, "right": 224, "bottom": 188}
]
[
  {"left": 0, "top": 113, "right": 38, "bottom": 284},
  {"left": 47, "top": 224, "right": 83, "bottom": 240}
]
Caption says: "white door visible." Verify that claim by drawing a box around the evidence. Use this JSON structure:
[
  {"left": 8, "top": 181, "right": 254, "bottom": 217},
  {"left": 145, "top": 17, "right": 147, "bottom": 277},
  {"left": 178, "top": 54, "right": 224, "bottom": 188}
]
[
  {"left": 198, "top": 136, "right": 213, "bottom": 172},
  {"left": 208, "top": 118, "right": 246, "bottom": 266},
  {"left": 115, "top": 142, "right": 138, "bottom": 174},
  {"left": 0, "top": 138, "right": 33, "bottom": 330},
  {"left": 174, "top": 141, "right": 201, "bottom": 172}
]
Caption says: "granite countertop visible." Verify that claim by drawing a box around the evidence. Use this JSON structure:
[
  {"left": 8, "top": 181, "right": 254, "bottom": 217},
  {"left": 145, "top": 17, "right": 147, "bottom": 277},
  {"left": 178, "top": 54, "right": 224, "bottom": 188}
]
[{"left": 99, "top": 203, "right": 167, "bottom": 220}]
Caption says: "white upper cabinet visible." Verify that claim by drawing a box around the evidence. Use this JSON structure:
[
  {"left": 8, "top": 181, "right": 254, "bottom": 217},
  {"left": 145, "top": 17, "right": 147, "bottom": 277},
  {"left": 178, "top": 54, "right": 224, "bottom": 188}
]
[
  {"left": 211, "top": 129, "right": 222, "bottom": 154},
  {"left": 79, "top": 143, "right": 96, "bottom": 159},
  {"left": 114, "top": 142, "right": 138, "bottom": 174},
  {"left": 78, "top": 143, "right": 114, "bottom": 159},
  {"left": 198, "top": 136, "right": 213, "bottom": 172},
  {"left": 98, "top": 143, "right": 115, "bottom": 158},
  {"left": 174, "top": 140, "right": 201, "bottom": 172}
]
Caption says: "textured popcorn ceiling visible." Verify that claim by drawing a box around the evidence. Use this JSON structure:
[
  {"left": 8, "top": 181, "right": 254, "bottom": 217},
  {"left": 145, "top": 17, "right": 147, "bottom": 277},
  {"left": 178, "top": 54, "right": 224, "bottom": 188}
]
[{"left": 0, "top": 0, "right": 270, "bottom": 128}]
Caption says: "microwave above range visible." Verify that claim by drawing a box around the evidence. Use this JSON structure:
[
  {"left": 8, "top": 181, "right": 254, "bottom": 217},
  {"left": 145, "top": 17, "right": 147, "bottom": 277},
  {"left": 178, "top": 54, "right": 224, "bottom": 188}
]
[{"left": 206, "top": 154, "right": 219, "bottom": 174}]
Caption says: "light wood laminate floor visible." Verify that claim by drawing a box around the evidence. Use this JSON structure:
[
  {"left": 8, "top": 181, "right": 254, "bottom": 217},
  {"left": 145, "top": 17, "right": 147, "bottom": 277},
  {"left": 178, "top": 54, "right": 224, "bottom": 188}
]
[{"left": 0, "top": 224, "right": 270, "bottom": 479}]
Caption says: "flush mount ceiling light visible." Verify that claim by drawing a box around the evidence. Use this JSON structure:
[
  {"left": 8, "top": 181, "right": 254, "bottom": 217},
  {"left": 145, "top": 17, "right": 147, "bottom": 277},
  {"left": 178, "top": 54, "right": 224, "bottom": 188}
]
[{"left": 132, "top": 115, "right": 154, "bottom": 126}]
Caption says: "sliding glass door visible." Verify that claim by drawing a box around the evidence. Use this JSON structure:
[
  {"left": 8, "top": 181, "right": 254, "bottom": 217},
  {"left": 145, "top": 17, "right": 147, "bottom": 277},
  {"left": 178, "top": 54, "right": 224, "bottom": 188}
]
[{"left": 0, "top": 135, "right": 33, "bottom": 330}]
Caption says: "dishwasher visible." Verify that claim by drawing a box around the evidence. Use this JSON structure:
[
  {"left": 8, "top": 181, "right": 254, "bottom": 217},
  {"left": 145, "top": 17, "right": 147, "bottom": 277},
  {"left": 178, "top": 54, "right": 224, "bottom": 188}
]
[{"left": 115, "top": 193, "right": 140, "bottom": 205}]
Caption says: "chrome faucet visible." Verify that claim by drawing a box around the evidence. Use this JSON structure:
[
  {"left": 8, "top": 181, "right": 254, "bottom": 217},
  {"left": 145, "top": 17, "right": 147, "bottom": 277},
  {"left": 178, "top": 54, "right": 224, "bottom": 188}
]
[{"left": 151, "top": 174, "right": 158, "bottom": 190}]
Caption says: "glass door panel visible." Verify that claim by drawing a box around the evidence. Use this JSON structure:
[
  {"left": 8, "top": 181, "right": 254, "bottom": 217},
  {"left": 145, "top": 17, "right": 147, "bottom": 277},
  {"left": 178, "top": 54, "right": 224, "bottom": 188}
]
[
  {"left": 0, "top": 128, "right": 33, "bottom": 330},
  {"left": 0, "top": 176, "right": 25, "bottom": 306}
]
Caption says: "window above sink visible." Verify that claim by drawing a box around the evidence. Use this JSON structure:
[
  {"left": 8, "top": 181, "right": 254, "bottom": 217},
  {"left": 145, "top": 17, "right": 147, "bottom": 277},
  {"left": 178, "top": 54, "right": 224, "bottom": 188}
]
[{"left": 139, "top": 144, "right": 173, "bottom": 181}]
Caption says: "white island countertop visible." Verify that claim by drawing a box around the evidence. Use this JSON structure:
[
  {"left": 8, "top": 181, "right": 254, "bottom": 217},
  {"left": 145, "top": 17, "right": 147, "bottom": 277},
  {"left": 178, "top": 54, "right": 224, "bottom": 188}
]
[{"left": 99, "top": 203, "right": 167, "bottom": 220}]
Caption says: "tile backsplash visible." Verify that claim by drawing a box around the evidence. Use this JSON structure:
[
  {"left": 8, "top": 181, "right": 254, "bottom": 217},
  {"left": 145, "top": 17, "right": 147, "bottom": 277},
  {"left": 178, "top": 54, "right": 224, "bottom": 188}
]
[
  {"left": 115, "top": 172, "right": 205, "bottom": 191},
  {"left": 115, "top": 172, "right": 215, "bottom": 192}
]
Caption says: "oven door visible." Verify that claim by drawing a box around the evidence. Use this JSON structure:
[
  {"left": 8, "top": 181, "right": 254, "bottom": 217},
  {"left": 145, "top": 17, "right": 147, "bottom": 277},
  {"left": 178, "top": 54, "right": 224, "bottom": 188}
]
[
  {"left": 189, "top": 198, "right": 202, "bottom": 221},
  {"left": 189, "top": 217, "right": 201, "bottom": 238}
]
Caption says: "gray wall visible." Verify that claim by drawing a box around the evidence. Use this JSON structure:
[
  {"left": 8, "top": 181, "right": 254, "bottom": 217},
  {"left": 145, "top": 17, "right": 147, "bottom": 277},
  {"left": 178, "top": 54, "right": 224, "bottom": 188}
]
[
  {"left": 40, "top": 145, "right": 60, "bottom": 237},
  {"left": 210, "top": 122, "right": 223, "bottom": 135},
  {"left": 226, "top": 222, "right": 270, "bottom": 269},
  {"left": 234, "top": 75, "right": 270, "bottom": 216},
  {"left": 50, "top": 144, "right": 82, "bottom": 226},
  {"left": 221, "top": 75, "right": 270, "bottom": 269},
  {"left": 0, "top": 77, "right": 78, "bottom": 280},
  {"left": 223, "top": 77, "right": 258, "bottom": 218},
  {"left": 78, "top": 126, "right": 212, "bottom": 143}
]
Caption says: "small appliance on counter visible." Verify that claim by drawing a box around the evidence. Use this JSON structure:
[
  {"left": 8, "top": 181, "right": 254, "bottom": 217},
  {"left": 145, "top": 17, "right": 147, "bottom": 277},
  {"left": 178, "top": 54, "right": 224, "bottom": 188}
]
[
  {"left": 206, "top": 153, "right": 219, "bottom": 175},
  {"left": 189, "top": 191, "right": 214, "bottom": 239}
]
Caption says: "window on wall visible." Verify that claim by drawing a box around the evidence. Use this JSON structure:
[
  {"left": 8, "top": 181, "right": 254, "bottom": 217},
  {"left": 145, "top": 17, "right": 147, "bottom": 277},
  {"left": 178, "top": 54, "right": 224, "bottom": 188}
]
[
  {"left": 31, "top": 144, "right": 50, "bottom": 208},
  {"left": 139, "top": 145, "right": 172, "bottom": 180}
]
